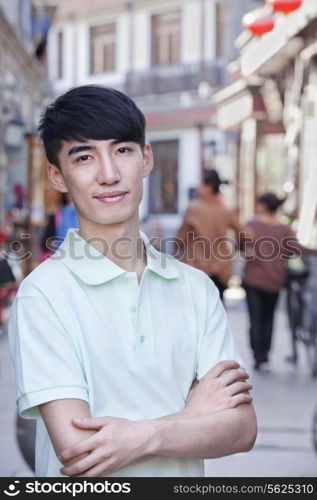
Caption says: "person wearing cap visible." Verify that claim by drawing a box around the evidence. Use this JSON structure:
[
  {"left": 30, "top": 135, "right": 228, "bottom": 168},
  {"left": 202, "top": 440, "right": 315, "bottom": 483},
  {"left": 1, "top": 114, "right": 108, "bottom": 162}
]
[{"left": 174, "top": 169, "right": 250, "bottom": 301}]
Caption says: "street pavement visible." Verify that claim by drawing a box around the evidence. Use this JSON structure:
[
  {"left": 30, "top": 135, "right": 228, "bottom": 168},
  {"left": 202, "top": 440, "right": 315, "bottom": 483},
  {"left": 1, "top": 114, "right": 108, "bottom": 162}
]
[
  {"left": 205, "top": 288, "right": 317, "bottom": 477},
  {"left": 0, "top": 289, "right": 316, "bottom": 477}
]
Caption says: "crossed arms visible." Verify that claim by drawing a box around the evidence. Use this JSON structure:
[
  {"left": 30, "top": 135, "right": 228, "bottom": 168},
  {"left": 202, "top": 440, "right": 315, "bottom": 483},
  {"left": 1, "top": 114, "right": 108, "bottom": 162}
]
[{"left": 39, "top": 360, "right": 257, "bottom": 477}]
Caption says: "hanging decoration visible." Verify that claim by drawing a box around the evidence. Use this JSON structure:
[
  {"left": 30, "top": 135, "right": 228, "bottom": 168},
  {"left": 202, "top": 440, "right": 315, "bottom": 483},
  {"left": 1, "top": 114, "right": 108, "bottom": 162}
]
[
  {"left": 266, "top": 0, "right": 302, "bottom": 14},
  {"left": 242, "top": 13, "right": 275, "bottom": 36}
]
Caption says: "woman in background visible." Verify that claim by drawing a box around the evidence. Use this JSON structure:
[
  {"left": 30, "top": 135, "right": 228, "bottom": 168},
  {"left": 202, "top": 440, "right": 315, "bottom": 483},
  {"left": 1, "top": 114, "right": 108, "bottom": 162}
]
[{"left": 242, "top": 193, "right": 316, "bottom": 370}]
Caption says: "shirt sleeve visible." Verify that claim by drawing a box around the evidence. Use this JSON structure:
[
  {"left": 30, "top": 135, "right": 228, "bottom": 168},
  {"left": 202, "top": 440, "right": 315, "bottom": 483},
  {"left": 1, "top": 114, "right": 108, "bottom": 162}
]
[
  {"left": 8, "top": 296, "right": 89, "bottom": 419},
  {"left": 196, "top": 280, "right": 244, "bottom": 380}
]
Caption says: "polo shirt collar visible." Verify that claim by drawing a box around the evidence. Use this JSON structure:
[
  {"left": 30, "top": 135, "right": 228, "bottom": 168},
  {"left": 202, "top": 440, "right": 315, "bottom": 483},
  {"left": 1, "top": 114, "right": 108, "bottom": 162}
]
[
  {"left": 56, "top": 229, "right": 180, "bottom": 285},
  {"left": 141, "top": 231, "right": 180, "bottom": 280}
]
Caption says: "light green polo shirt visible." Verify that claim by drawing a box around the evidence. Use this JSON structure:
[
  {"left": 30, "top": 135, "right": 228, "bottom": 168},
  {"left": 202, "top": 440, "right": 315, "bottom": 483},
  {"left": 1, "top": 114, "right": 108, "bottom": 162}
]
[{"left": 9, "top": 229, "right": 243, "bottom": 477}]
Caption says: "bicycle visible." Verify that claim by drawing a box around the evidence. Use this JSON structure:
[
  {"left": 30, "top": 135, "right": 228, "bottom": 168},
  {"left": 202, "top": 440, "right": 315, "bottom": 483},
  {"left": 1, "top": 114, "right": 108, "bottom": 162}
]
[{"left": 285, "top": 254, "right": 317, "bottom": 378}]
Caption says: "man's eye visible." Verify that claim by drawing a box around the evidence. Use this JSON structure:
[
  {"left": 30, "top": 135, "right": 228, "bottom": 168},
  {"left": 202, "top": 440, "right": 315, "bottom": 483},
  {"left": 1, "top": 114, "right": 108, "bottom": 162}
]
[
  {"left": 75, "top": 155, "right": 92, "bottom": 162},
  {"left": 117, "top": 147, "right": 131, "bottom": 154}
]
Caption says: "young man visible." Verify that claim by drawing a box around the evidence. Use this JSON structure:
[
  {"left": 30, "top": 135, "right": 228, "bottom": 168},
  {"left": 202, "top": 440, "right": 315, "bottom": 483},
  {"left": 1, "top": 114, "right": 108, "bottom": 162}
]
[{"left": 9, "top": 85, "right": 257, "bottom": 477}]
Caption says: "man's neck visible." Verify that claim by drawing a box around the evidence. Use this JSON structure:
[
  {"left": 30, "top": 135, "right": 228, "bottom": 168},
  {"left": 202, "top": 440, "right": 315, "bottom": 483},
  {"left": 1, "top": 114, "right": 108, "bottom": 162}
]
[{"left": 78, "top": 221, "right": 147, "bottom": 281}]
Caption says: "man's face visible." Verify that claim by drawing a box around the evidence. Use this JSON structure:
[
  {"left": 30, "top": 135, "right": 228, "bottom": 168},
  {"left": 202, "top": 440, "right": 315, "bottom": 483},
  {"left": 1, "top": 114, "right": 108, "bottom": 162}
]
[{"left": 48, "top": 139, "right": 153, "bottom": 230}]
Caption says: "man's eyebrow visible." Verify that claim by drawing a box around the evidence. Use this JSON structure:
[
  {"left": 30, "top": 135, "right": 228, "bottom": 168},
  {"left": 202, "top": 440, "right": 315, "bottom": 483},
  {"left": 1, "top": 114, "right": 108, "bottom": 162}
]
[
  {"left": 110, "top": 139, "right": 134, "bottom": 145},
  {"left": 68, "top": 144, "right": 96, "bottom": 156}
]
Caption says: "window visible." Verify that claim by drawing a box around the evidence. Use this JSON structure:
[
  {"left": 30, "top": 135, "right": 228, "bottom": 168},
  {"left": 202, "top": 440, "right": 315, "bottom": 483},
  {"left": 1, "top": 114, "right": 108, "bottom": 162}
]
[
  {"left": 149, "top": 140, "right": 178, "bottom": 214},
  {"left": 152, "top": 11, "right": 181, "bottom": 66},
  {"left": 90, "top": 23, "right": 116, "bottom": 74},
  {"left": 57, "top": 31, "right": 63, "bottom": 79}
]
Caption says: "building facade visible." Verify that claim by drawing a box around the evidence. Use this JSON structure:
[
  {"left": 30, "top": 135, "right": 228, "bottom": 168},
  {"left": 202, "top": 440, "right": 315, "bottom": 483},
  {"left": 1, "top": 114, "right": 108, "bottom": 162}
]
[
  {"left": 47, "top": 0, "right": 261, "bottom": 238},
  {"left": 213, "top": 0, "right": 317, "bottom": 245}
]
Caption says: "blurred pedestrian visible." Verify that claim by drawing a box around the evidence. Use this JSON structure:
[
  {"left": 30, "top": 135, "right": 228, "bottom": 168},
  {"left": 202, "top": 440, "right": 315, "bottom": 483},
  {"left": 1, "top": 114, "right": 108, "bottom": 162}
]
[
  {"left": 55, "top": 192, "right": 79, "bottom": 245},
  {"left": 242, "top": 192, "right": 317, "bottom": 370},
  {"left": 174, "top": 169, "right": 250, "bottom": 301},
  {"left": 39, "top": 193, "right": 79, "bottom": 261}
]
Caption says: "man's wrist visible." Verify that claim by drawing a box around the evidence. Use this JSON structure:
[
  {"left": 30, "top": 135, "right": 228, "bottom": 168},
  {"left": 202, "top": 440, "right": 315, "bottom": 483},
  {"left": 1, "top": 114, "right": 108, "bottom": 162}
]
[{"left": 135, "top": 419, "right": 161, "bottom": 457}]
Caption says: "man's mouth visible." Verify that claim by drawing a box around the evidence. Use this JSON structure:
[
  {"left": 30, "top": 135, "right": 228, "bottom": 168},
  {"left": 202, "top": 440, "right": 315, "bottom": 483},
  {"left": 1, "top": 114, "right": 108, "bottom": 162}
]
[{"left": 94, "top": 191, "right": 128, "bottom": 203}]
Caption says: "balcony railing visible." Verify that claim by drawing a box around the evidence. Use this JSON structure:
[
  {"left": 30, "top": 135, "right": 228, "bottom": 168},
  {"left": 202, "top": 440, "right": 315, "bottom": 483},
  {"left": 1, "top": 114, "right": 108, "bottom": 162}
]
[{"left": 125, "top": 62, "right": 224, "bottom": 97}]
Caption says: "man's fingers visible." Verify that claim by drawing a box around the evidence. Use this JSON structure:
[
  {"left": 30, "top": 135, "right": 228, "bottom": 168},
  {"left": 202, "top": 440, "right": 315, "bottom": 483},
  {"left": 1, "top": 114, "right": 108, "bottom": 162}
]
[
  {"left": 72, "top": 417, "right": 109, "bottom": 429},
  {"left": 220, "top": 369, "right": 249, "bottom": 386},
  {"left": 203, "top": 360, "right": 240, "bottom": 380},
  {"left": 226, "top": 381, "right": 252, "bottom": 396},
  {"left": 230, "top": 392, "right": 253, "bottom": 407},
  {"left": 61, "top": 449, "right": 103, "bottom": 476},
  {"left": 75, "top": 461, "right": 111, "bottom": 478},
  {"left": 59, "top": 435, "right": 99, "bottom": 463}
]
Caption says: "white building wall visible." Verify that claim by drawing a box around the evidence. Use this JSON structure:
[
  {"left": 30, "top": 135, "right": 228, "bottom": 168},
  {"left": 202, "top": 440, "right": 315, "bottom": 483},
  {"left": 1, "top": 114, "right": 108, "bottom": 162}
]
[
  {"left": 133, "top": 11, "right": 151, "bottom": 71},
  {"left": 206, "top": 0, "right": 216, "bottom": 61},
  {"left": 182, "top": 1, "right": 201, "bottom": 64},
  {"left": 76, "top": 22, "right": 89, "bottom": 84},
  {"left": 117, "top": 13, "right": 130, "bottom": 74},
  {"left": 178, "top": 129, "right": 201, "bottom": 214},
  {"left": 47, "top": 28, "right": 57, "bottom": 82},
  {"left": 59, "top": 23, "right": 75, "bottom": 93}
]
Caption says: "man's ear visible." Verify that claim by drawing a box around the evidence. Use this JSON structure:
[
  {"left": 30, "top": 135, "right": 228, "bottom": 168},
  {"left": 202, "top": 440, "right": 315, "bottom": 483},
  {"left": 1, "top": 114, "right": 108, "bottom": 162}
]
[
  {"left": 47, "top": 163, "right": 68, "bottom": 193},
  {"left": 142, "top": 144, "right": 154, "bottom": 179}
]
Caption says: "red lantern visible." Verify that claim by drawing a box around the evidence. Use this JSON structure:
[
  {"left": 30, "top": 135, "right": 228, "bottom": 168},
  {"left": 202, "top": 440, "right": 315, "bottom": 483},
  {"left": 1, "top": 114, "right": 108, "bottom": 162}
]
[
  {"left": 242, "top": 14, "right": 275, "bottom": 36},
  {"left": 266, "top": 0, "right": 302, "bottom": 14}
]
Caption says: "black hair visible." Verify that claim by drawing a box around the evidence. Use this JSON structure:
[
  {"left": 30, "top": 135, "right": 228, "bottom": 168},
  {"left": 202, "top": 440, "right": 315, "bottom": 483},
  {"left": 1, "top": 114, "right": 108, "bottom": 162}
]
[
  {"left": 257, "top": 192, "right": 285, "bottom": 213},
  {"left": 38, "top": 85, "right": 146, "bottom": 169},
  {"left": 60, "top": 192, "right": 69, "bottom": 207},
  {"left": 203, "top": 169, "right": 228, "bottom": 194}
]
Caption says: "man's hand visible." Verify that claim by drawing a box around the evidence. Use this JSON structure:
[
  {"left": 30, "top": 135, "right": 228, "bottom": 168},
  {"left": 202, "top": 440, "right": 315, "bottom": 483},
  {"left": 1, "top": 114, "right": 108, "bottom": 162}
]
[
  {"left": 184, "top": 360, "right": 252, "bottom": 417},
  {"left": 59, "top": 416, "right": 153, "bottom": 477}
]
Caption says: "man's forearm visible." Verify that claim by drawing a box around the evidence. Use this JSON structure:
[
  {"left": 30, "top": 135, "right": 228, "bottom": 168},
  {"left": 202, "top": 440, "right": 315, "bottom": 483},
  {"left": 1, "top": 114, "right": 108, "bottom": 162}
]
[
  {"left": 145, "top": 403, "right": 257, "bottom": 460},
  {"left": 58, "top": 362, "right": 256, "bottom": 476}
]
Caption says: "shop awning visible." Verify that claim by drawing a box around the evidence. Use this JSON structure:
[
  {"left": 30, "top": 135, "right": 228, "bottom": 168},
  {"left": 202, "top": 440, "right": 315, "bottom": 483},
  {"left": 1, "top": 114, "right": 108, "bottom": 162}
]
[
  {"left": 212, "top": 80, "right": 266, "bottom": 130},
  {"left": 145, "top": 105, "right": 215, "bottom": 130}
]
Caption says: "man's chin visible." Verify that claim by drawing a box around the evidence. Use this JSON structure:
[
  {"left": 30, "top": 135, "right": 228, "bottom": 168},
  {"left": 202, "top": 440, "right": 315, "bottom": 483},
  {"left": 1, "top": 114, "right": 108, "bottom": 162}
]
[{"left": 89, "top": 216, "right": 132, "bottom": 227}]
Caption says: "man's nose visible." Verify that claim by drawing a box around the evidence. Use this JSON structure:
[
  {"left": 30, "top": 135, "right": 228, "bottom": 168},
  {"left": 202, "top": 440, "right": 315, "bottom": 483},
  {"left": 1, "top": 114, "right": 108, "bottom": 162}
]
[{"left": 97, "top": 155, "right": 121, "bottom": 184}]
